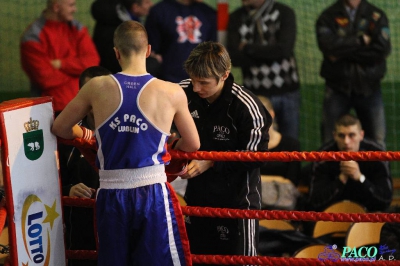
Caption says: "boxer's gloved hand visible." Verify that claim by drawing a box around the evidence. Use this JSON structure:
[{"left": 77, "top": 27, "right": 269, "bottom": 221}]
[
  {"left": 77, "top": 126, "right": 97, "bottom": 171},
  {"left": 57, "top": 126, "right": 98, "bottom": 171},
  {"left": 57, "top": 126, "right": 96, "bottom": 149},
  {"left": 79, "top": 125, "right": 93, "bottom": 141},
  {"left": 165, "top": 138, "right": 189, "bottom": 182},
  {"left": 165, "top": 158, "right": 189, "bottom": 183}
]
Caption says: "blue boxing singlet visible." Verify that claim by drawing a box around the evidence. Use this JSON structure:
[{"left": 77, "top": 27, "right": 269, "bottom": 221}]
[
  {"left": 95, "top": 73, "right": 191, "bottom": 266},
  {"left": 96, "top": 73, "right": 171, "bottom": 171}
]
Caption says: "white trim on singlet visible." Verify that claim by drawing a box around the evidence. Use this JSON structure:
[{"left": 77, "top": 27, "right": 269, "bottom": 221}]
[{"left": 152, "top": 134, "right": 168, "bottom": 165}]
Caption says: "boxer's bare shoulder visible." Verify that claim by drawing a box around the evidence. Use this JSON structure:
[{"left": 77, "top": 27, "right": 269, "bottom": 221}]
[
  {"left": 138, "top": 78, "right": 188, "bottom": 133},
  {"left": 79, "top": 75, "right": 121, "bottom": 128}
]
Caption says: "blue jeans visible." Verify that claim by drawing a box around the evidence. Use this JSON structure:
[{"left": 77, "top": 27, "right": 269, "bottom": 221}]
[
  {"left": 322, "top": 87, "right": 386, "bottom": 148},
  {"left": 269, "top": 90, "right": 301, "bottom": 140}
]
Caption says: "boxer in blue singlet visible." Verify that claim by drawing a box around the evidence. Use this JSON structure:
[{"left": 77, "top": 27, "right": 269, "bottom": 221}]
[
  {"left": 95, "top": 73, "right": 188, "bottom": 265},
  {"left": 52, "top": 21, "right": 200, "bottom": 266}
]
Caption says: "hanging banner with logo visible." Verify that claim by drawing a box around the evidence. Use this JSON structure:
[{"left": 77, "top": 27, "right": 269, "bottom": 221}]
[{"left": 0, "top": 97, "right": 65, "bottom": 266}]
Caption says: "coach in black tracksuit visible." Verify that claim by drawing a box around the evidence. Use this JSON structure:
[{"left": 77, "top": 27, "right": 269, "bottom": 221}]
[{"left": 178, "top": 42, "right": 271, "bottom": 265}]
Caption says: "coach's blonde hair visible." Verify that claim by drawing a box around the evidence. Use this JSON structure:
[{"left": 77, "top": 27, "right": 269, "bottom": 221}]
[
  {"left": 113, "top": 21, "right": 148, "bottom": 58},
  {"left": 184, "top": 41, "right": 231, "bottom": 81}
]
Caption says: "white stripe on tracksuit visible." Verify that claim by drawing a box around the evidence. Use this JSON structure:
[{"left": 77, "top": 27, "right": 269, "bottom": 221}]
[
  {"left": 242, "top": 218, "right": 257, "bottom": 257},
  {"left": 232, "top": 84, "right": 265, "bottom": 151}
]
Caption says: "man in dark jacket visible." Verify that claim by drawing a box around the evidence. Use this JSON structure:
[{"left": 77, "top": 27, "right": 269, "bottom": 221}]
[
  {"left": 179, "top": 41, "right": 272, "bottom": 265},
  {"left": 316, "top": 0, "right": 391, "bottom": 148},
  {"left": 308, "top": 114, "right": 392, "bottom": 212},
  {"left": 91, "top": 0, "right": 154, "bottom": 74}
]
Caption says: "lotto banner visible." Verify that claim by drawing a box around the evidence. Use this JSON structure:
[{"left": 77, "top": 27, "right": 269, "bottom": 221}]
[{"left": 0, "top": 97, "right": 65, "bottom": 266}]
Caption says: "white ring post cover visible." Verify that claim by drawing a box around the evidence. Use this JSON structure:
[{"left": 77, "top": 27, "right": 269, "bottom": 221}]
[{"left": 0, "top": 97, "right": 66, "bottom": 266}]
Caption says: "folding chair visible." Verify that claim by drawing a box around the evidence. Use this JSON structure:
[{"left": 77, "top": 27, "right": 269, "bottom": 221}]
[
  {"left": 313, "top": 200, "right": 367, "bottom": 239},
  {"left": 0, "top": 226, "right": 8, "bottom": 264},
  {"left": 345, "top": 222, "right": 385, "bottom": 248},
  {"left": 175, "top": 194, "right": 187, "bottom": 207}
]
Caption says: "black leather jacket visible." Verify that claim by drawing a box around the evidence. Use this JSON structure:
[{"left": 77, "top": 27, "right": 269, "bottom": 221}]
[
  {"left": 316, "top": 0, "right": 391, "bottom": 96},
  {"left": 91, "top": 0, "right": 138, "bottom": 73}
]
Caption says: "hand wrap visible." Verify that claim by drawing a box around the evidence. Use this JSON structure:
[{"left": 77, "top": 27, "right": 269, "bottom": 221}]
[
  {"left": 165, "top": 159, "right": 188, "bottom": 183},
  {"left": 57, "top": 131, "right": 98, "bottom": 172},
  {"left": 79, "top": 125, "right": 94, "bottom": 140},
  {"left": 165, "top": 138, "right": 188, "bottom": 182}
]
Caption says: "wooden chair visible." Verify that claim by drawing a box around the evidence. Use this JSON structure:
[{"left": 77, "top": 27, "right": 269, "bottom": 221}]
[
  {"left": 345, "top": 222, "right": 385, "bottom": 248},
  {"left": 313, "top": 200, "right": 367, "bottom": 239},
  {"left": 259, "top": 220, "right": 295, "bottom": 231},
  {"left": 0, "top": 226, "right": 9, "bottom": 264},
  {"left": 293, "top": 243, "right": 342, "bottom": 259},
  {"left": 175, "top": 194, "right": 187, "bottom": 207}
]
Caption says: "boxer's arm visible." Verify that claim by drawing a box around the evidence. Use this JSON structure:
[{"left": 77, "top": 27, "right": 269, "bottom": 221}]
[
  {"left": 52, "top": 83, "right": 94, "bottom": 139},
  {"left": 172, "top": 86, "right": 200, "bottom": 152}
]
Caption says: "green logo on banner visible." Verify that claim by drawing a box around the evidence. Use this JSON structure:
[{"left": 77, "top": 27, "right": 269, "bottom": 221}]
[{"left": 23, "top": 118, "right": 44, "bottom": 161}]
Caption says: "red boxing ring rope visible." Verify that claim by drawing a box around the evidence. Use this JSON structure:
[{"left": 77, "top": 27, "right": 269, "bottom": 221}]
[
  {"left": 63, "top": 251, "right": 400, "bottom": 265},
  {"left": 63, "top": 197, "right": 400, "bottom": 223},
  {"left": 170, "top": 150, "right": 400, "bottom": 162},
  {"left": 57, "top": 136, "right": 400, "bottom": 162},
  {"left": 192, "top": 255, "right": 399, "bottom": 265},
  {"left": 57, "top": 139, "right": 400, "bottom": 265}
]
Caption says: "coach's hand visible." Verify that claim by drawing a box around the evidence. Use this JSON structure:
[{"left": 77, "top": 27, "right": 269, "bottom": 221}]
[
  {"left": 180, "top": 160, "right": 213, "bottom": 179},
  {"left": 69, "top": 183, "right": 95, "bottom": 199}
]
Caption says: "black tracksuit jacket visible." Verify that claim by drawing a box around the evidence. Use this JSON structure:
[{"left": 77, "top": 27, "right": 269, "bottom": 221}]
[{"left": 179, "top": 75, "right": 272, "bottom": 210}]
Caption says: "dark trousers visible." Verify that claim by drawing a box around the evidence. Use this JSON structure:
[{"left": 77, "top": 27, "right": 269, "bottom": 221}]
[{"left": 186, "top": 216, "right": 259, "bottom": 266}]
